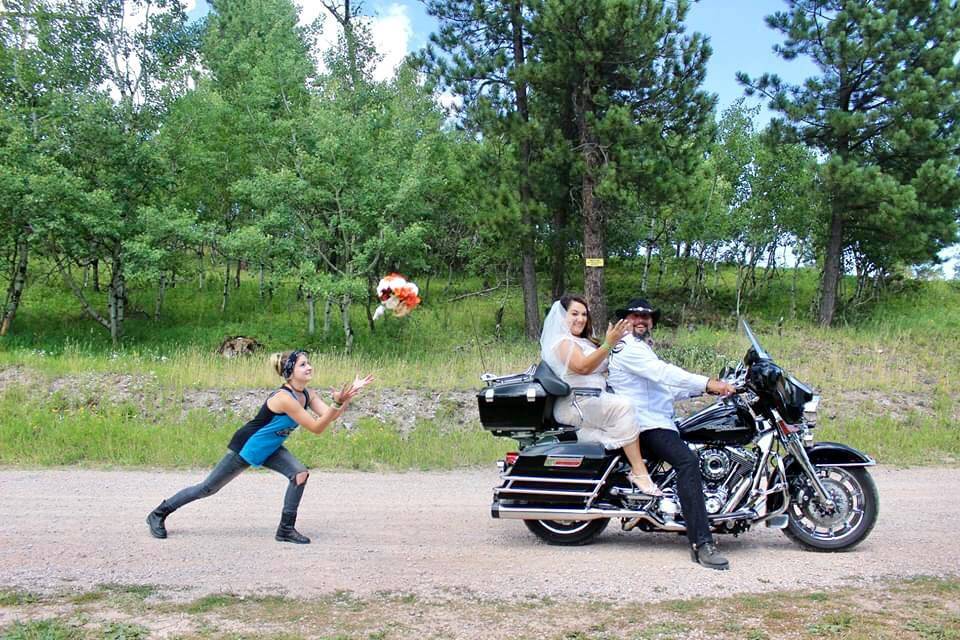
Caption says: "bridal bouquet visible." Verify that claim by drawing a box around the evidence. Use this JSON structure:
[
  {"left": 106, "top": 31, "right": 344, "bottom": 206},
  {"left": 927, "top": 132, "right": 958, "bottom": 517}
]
[{"left": 373, "top": 273, "right": 421, "bottom": 320}]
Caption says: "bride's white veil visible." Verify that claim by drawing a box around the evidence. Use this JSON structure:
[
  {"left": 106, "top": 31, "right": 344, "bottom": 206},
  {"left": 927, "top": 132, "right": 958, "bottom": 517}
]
[{"left": 540, "top": 300, "right": 574, "bottom": 375}]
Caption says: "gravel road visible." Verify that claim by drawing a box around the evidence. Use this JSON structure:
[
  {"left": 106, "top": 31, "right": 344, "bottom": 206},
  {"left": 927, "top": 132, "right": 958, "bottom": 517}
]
[{"left": 0, "top": 466, "right": 956, "bottom": 603}]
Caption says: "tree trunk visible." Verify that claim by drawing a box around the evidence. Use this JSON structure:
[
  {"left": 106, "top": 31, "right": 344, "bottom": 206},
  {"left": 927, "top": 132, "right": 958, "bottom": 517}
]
[
  {"left": 581, "top": 152, "right": 607, "bottom": 326},
  {"left": 307, "top": 292, "right": 315, "bottom": 334},
  {"left": 818, "top": 206, "right": 844, "bottom": 326},
  {"left": 92, "top": 259, "right": 100, "bottom": 292},
  {"left": 0, "top": 232, "right": 29, "bottom": 336},
  {"left": 582, "top": 184, "right": 606, "bottom": 325},
  {"left": 764, "top": 245, "right": 777, "bottom": 286},
  {"left": 108, "top": 250, "right": 125, "bottom": 346},
  {"left": 791, "top": 240, "right": 802, "bottom": 318},
  {"left": 656, "top": 251, "right": 667, "bottom": 289},
  {"left": 365, "top": 284, "right": 376, "bottom": 333},
  {"left": 550, "top": 198, "right": 569, "bottom": 301},
  {"left": 258, "top": 264, "right": 265, "bottom": 300},
  {"left": 154, "top": 272, "right": 166, "bottom": 322},
  {"left": 198, "top": 244, "right": 205, "bottom": 290},
  {"left": 323, "top": 296, "right": 332, "bottom": 335},
  {"left": 510, "top": 0, "right": 540, "bottom": 340},
  {"left": 642, "top": 218, "right": 655, "bottom": 293},
  {"left": 220, "top": 259, "right": 230, "bottom": 313},
  {"left": 234, "top": 259, "right": 241, "bottom": 289},
  {"left": 576, "top": 80, "right": 607, "bottom": 326},
  {"left": 58, "top": 256, "right": 107, "bottom": 330},
  {"left": 341, "top": 295, "right": 353, "bottom": 352}
]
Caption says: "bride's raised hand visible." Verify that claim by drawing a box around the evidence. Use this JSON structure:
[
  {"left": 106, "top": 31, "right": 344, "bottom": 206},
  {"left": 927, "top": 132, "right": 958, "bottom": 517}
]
[{"left": 604, "top": 319, "right": 631, "bottom": 347}]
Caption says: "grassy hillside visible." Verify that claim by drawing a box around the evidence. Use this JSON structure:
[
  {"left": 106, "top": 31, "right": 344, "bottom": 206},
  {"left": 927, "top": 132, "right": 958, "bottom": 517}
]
[{"left": 1, "top": 258, "right": 958, "bottom": 468}]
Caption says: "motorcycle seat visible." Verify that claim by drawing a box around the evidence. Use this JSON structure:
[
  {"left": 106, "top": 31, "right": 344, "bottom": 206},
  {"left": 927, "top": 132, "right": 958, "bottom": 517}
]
[{"left": 533, "top": 361, "right": 571, "bottom": 397}]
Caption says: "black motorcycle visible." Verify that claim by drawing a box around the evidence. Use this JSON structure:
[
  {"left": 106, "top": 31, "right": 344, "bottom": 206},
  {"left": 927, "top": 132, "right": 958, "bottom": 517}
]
[{"left": 477, "top": 320, "right": 879, "bottom": 550}]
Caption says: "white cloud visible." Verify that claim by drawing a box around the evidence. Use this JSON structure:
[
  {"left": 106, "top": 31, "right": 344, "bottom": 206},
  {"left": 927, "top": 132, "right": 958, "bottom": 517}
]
[
  {"left": 368, "top": 3, "right": 412, "bottom": 81},
  {"left": 297, "top": 1, "right": 412, "bottom": 81}
]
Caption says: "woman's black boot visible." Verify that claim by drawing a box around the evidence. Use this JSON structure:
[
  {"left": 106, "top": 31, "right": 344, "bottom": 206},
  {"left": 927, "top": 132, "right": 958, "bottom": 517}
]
[
  {"left": 275, "top": 511, "right": 310, "bottom": 544},
  {"left": 146, "top": 500, "right": 175, "bottom": 539}
]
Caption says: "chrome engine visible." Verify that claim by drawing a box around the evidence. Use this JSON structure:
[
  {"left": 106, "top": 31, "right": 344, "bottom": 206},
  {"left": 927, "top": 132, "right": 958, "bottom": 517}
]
[{"left": 698, "top": 446, "right": 756, "bottom": 515}]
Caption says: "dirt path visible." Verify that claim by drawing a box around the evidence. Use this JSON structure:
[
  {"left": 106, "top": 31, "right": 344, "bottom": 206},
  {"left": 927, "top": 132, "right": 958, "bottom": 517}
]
[{"left": 0, "top": 466, "right": 956, "bottom": 604}]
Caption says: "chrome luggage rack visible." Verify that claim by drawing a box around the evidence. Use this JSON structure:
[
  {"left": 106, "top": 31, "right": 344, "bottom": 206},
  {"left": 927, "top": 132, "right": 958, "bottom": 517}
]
[{"left": 480, "top": 364, "right": 537, "bottom": 387}]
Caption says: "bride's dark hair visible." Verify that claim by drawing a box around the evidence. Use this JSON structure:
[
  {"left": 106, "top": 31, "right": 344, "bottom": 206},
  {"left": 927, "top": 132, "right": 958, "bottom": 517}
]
[{"left": 559, "top": 294, "right": 600, "bottom": 345}]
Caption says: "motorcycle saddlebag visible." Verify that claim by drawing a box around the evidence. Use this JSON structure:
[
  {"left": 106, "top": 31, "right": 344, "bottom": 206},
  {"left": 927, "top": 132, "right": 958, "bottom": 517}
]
[{"left": 497, "top": 441, "right": 613, "bottom": 506}]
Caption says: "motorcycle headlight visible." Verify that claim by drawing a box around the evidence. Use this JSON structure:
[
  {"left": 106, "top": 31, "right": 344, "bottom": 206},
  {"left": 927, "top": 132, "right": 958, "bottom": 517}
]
[{"left": 803, "top": 395, "right": 820, "bottom": 426}]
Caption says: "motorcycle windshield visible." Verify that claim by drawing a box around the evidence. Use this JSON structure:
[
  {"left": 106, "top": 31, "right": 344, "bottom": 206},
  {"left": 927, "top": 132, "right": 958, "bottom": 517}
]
[{"left": 740, "top": 319, "right": 770, "bottom": 361}]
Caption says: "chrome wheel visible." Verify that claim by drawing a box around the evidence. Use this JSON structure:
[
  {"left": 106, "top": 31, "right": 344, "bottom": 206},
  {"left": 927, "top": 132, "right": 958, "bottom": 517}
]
[{"left": 784, "top": 467, "right": 878, "bottom": 551}]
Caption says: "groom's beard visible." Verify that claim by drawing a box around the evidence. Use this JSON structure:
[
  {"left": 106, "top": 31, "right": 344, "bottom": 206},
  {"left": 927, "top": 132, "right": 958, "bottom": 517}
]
[{"left": 634, "top": 327, "right": 654, "bottom": 348}]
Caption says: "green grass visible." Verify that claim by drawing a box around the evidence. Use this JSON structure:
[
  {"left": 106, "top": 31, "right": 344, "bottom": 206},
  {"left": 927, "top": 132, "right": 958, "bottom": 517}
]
[
  {"left": 2, "top": 260, "right": 960, "bottom": 469},
  {"left": 1, "top": 619, "right": 79, "bottom": 640},
  {"left": 2, "top": 371, "right": 954, "bottom": 466},
  {"left": 0, "top": 384, "right": 512, "bottom": 469},
  {"left": 0, "top": 591, "right": 40, "bottom": 606}
]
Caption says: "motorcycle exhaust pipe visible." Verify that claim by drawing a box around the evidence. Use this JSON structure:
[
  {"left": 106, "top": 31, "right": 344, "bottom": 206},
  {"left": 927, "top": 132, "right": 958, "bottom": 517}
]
[{"left": 491, "top": 503, "right": 686, "bottom": 531}]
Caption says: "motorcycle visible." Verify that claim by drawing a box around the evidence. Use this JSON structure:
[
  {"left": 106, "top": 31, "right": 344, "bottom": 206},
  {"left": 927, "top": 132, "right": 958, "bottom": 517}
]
[{"left": 477, "top": 319, "right": 879, "bottom": 550}]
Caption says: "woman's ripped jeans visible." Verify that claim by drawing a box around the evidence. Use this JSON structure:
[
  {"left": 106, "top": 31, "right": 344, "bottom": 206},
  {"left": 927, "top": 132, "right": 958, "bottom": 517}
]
[{"left": 166, "top": 447, "right": 309, "bottom": 515}]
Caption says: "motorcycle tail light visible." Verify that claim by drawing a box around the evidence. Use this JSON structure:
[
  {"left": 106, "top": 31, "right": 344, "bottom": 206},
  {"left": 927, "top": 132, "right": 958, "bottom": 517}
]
[{"left": 504, "top": 452, "right": 519, "bottom": 466}]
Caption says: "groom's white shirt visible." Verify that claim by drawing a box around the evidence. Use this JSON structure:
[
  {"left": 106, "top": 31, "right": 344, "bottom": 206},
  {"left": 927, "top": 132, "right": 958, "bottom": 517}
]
[{"left": 607, "top": 333, "right": 708, "bottom": 432}]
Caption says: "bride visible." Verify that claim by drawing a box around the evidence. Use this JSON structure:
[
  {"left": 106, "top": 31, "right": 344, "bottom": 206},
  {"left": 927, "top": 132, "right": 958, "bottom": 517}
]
[{"left": 540, "top": 294, "right": 661, "bottom": 496}]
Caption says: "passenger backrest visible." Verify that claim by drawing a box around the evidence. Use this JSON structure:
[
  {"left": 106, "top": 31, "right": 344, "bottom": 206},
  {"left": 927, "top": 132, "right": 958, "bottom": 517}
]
[{"left": 533, "top": 361, "right": 570, "bottom": 397}]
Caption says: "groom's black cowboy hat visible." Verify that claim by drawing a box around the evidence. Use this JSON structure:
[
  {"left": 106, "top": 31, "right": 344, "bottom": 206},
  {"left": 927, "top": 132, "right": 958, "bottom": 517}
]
[{"left": 614, "top": 298, "right": 661, "bottom": 325}]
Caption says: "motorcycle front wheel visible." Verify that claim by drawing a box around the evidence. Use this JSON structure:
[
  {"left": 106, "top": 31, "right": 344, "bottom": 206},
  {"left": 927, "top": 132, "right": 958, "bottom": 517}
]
[
  {"left": 784, "top": 466, "right": 879, "bottom": 551},
  {"left": 524, "top": 518, "right": 609, "bottom": 546}
]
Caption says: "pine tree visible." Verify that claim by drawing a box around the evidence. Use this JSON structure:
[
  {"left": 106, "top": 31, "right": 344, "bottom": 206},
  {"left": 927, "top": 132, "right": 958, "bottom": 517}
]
[
  {"left": 530, "top": 0, "right": 713, "bottom": 323},
  {"left": 739, "top": 0, "right": 960, "bottom": 325}
]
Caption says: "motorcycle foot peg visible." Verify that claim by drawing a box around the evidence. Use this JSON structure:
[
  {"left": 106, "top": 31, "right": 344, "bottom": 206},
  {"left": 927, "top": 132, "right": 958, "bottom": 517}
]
[{"left": 764, "top": 515, "right": 789, "bottom": 529}]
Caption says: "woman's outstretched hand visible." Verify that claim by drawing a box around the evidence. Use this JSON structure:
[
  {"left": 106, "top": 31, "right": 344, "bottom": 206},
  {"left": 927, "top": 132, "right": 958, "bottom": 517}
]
[
  {"left": 604, "top": 319, "right": 632, "bottom": 347},
  {"left": 332, "top": 374, "right": 375, "bottom": 408}
]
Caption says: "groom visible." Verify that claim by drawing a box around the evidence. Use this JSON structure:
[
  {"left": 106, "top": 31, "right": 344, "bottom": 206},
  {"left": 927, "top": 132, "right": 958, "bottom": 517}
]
[{"left": 607, "top": 298, "right": 736, "bottom": 570}]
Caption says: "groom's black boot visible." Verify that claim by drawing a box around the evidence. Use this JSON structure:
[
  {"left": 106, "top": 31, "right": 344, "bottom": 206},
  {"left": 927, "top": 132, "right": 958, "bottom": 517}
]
[
  {"left": 275, "top": 511, "right": 310, "bottom": 544},
  {"left": 690, "top": 541, "right": 730, "bottom": 570},
  {"left": 146, "top": 500, "right": 175, "bottom": 539}
]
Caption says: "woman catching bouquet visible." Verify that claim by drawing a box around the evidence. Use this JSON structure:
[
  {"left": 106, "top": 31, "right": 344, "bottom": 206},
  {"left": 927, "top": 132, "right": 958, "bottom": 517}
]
[{"left": 146, "top": 350, "right": 374, "bottom": 544}]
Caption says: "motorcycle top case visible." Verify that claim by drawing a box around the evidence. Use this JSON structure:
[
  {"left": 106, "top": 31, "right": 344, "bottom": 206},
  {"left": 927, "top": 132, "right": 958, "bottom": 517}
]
[{"left": 477, "top": 379, "right": 553, "bottom": 435}]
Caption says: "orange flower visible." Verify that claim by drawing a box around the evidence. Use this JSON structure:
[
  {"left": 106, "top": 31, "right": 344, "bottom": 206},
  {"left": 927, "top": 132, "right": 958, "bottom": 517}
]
[{"left": 374, "top": 273, "right": 420, "bottom": 319}]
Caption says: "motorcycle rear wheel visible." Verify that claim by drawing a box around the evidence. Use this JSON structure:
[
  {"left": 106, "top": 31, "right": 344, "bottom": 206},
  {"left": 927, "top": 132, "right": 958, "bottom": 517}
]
[
  {"left": 784, "top": 466, "right": 878, "bottom": 551},
  {"left": 524, "top": 518, "right": 609, "bottom": 546}
]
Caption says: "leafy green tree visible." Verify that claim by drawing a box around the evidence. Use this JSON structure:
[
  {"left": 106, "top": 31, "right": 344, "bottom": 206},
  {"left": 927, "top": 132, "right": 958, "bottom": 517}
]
[
  {"left": 0, "top": 0, "right": 103, "bottom": 335},
  {"left": 198, "top": 0, "right": 315, "bottom": 312},
  {"left": 739, "top": 0, "right": 960, "bottom": 325},
  {"left": 235, "top": 50, "right": 458, "bottom": 347},
  {"left": 24, "top": 0, "right": 199, "bottom": 344}
]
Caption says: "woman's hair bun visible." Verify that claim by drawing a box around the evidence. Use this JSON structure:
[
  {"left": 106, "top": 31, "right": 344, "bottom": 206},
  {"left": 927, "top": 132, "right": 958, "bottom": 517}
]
[{"left": 270, "top": 352, "right": 291, "bottom": 379}]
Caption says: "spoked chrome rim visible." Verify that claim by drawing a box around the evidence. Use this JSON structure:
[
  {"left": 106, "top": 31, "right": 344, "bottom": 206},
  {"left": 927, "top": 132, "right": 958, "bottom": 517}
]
[
  {"left": 538, "top": 520, "right": 593, "bottom": 535},
  {"left": 789, "top": 468, "right": 867, "bottom": 543}
]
